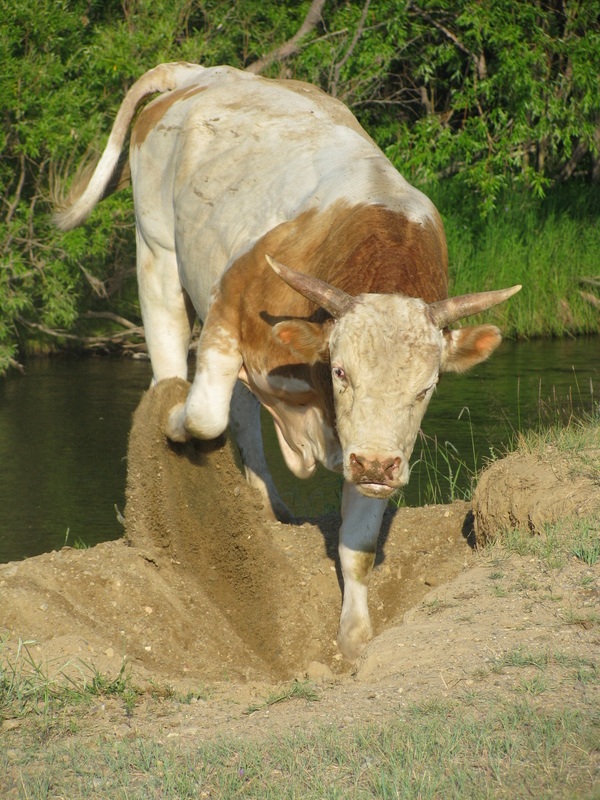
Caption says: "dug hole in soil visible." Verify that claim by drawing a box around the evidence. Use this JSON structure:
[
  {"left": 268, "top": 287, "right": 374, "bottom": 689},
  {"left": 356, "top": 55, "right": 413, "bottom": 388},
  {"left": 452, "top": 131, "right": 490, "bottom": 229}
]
[{"left": 1, "top": 378, "right": 598, "bottom": 706}]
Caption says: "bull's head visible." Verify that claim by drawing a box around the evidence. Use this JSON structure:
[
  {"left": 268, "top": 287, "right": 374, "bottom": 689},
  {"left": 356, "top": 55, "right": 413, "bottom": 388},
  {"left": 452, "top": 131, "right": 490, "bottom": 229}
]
[{"left": 266, "top": 254, "right": 521, "bottom": 499}]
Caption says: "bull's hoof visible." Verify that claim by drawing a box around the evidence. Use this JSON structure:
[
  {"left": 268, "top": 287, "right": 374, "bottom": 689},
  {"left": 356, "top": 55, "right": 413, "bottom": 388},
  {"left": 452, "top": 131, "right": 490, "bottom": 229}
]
[
  {"left": 165, "top": 402, "right": 191, "bottom": 443},
  {"left": 337, "top": 617, "right": 372, "bottom": 662}
]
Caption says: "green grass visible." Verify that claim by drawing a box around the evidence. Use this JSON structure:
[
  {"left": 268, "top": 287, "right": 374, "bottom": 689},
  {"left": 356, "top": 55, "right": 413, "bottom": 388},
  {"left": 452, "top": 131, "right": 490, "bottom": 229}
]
[
  {"left": 572, "top": 537, "right": 600, "bottom": 567},
  {"left": 2, "top": 632, "right": 598, "bottom": 798},
  {"left": 2, "top": 697, "right": 598, "bottom": 799},
  {"left": 0, "top": 639, "right": 140, "bottom": 723},
  {"left": 2, "top": 634, "right": 598, "bottom": 799},
  {"left": 406, "top": 405, "right": 480, "bottom": 506},
  {"left": 494, "top": 514, "right": 599, "bottom": 572},
  {"left": 429, "top": 181, "right": 600, "bottom": 338},
  {"left": 398, "top": 399, "right": 599, "bottom": 509},
  {"left": 245, "top": 680, "right": 320, "bottom": 715},
  {"left": 516, "top": 407, "right": 600, "bottom": 460},
  {"left": 491, "top": 648, "right": 596, "bottom": 674}
]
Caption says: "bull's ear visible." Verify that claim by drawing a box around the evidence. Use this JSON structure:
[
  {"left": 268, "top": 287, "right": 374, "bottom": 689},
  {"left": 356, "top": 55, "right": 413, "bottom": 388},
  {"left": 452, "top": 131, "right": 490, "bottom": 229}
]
[
  {"left": 272, "top": 320, "right": 332, "bottom": 364},
  {"left": 441, "top": 325, "right": 502, "bottom": 373}
]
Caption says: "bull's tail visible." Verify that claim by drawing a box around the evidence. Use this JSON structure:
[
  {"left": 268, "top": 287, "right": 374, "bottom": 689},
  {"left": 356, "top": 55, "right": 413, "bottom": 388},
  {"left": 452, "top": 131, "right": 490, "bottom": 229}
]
[{"left": 54, "top": 62, "right": 205, "bottom": 231}]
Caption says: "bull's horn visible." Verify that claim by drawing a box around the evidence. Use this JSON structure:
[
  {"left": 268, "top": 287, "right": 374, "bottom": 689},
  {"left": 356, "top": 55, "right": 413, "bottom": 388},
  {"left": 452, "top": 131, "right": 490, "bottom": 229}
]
[
  {"left": 429, "top": 285, "right": 522, "bottom": 328},
  {"left": 265, "top": 254, "right": 357, "bottom": 319}
]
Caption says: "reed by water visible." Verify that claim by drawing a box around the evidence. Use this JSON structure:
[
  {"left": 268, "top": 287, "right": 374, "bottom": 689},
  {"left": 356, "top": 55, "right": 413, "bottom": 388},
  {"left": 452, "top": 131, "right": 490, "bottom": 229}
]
[{"left": 429, "top": 181, "right": 600, "bottom": 338}]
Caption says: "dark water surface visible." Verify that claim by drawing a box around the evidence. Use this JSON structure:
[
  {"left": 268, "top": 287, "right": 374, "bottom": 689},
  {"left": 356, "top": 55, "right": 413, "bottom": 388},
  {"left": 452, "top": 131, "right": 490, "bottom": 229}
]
[{"left": 1, "top": 338, "right": 598, "bottom": 563}]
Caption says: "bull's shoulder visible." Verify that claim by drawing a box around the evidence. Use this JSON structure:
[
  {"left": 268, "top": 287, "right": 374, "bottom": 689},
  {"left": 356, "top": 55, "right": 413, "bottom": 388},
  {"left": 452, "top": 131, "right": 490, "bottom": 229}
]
[{"left": 216, "top": 201, "right": 448, "bottom": 336}]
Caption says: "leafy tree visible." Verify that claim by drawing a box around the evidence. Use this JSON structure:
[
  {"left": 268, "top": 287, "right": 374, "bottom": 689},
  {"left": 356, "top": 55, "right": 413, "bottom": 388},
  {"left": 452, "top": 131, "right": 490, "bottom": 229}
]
[
  {"left": 0, "top": 0, "right": 598, "bottom": 373},
  {"left": 380, "top": 0, "right": 600, "bottom": 212}
]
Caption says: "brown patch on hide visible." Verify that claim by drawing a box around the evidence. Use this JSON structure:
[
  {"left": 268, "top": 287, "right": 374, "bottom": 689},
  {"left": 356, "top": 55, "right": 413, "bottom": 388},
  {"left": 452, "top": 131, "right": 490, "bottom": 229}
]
[{"left": 131, "top": 85, "right": 207, "bottom": 148}]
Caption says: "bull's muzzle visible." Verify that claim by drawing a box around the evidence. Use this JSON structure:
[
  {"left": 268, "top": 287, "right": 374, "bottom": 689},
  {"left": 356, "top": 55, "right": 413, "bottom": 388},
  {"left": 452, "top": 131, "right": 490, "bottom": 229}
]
[{"left": 348, "top": 452, "right": 407, "bottom": 497}]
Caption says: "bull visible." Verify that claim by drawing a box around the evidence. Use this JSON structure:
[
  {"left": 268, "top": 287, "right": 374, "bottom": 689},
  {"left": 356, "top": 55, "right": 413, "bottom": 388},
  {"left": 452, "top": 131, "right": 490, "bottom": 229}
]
[{"left": 55, "top": 63, "right": 520, "bottom": 659}]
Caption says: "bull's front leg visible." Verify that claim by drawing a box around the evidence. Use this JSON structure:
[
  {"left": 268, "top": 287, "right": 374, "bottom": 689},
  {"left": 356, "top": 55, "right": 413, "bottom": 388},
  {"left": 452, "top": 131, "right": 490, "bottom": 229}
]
[
  {"left": 165, "top": 323, "right": 242, "bottom": 442},
  {"left": 336, "top": 482, "right": 387, "bottom": 661}
]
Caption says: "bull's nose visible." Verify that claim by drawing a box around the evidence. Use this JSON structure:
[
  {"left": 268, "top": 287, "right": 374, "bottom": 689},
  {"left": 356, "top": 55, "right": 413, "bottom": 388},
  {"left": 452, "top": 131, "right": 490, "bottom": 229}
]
[{"left": 349, "top": 452, "right": 403, "bottom": 485}]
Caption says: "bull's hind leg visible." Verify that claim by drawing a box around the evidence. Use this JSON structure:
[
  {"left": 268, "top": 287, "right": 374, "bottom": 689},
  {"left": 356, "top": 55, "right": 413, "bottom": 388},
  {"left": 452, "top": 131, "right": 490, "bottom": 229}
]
[
  {"left": 165, "top": 311, "right": 242, "bottom": 442},
  {"left": 136, "top": 236, "right": 195, "bottom": 383},
  {"left": 229, "top": 381, "right": 294, "bottom": 522},
  {"left": 337, "top": 482, "right": 387, "bottom": 661}
]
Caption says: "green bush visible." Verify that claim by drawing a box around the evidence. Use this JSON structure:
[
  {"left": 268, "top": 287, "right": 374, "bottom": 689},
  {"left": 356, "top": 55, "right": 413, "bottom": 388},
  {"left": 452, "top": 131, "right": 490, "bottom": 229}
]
[{"left": 1, "top": 0, "right": 598, "bottom": 371}]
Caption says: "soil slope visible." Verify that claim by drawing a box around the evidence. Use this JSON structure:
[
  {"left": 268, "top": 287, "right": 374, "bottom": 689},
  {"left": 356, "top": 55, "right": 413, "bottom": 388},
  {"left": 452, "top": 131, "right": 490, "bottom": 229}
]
[
  {"left": 1, "top": 380, "right": 598, "bottom": 747},
  {"left": 1, "top": 379, "right": 473, "bottom": 685}
]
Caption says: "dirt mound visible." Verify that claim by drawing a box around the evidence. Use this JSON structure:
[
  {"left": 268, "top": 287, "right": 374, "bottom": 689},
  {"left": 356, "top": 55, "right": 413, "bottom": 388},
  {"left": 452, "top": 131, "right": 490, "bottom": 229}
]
[
  {"left": 124, "top": 378, "right": 323, "bottom": 678},
  {"left": 1, "top": 378, "right": 473, "bottom": 686},
  {"left": 472, "top": 447, "right": 600, "bottom": 545},
  {"left": 2, "top": 393, "right": 599, "bottom": 756}
]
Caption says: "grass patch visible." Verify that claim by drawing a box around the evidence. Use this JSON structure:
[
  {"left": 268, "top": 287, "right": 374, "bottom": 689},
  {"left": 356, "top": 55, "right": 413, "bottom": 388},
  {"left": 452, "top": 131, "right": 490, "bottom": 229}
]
[
  {"left": 562, "top": 609, "right": 600, "bottom": 630},
  {"left": 499, "top": 515, "right": 600, "bottom": 571},
  {"left": 0, "top": 639, "right": 141, "bottom": 723},
  {"left": 421, "top": 598, "right": 455, "bottom": 616},
  {"left": 515, "top": 410, "right": 600, "bottom": 475},
  {"left": 495, "top": 647, "right": 599, "bottom": 692},
  {"left": 572, "top": 537, "right": 600, "bottom": 567},
  {"left": 245, "top": 680, "right": 320, "bottom": 715},
  {"left": 484, "top": 412, "right": 599, "bottom": 566},
  {"left": 3, "top": 637, "right": 597, "bottom": 798},
  {"left": 516, "top": 674, "right": 550, "bottom": 696},
  {"left": 2, "top": 698, "right": 598, "bottom": 799},
  {"left": 395, "top": 407, "right": 480, "bottom": 507},
  {"left": 409, "top": 432, "right": 474, "bottom": 505}
]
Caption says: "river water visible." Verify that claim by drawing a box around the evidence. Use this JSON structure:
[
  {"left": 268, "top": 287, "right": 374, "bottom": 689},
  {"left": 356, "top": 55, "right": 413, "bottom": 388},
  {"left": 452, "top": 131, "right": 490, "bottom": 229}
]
[{"left": 0, "top": 337, "right": 598, "bottom": 564}]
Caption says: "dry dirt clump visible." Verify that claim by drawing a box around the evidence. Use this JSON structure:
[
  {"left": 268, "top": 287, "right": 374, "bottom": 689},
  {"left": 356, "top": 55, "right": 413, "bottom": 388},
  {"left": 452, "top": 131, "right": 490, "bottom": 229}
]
[
  {"left": 124, "top": 378, "right": 324, "bottom": 679},
  {"left": 472, "top": 442, "right": 600, "bottom": 545}
]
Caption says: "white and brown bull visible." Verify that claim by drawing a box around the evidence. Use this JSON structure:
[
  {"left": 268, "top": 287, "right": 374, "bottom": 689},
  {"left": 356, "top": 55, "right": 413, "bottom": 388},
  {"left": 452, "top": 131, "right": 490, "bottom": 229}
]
[{"left": 55, "top": 62, "right": 520, "bottom": 660}]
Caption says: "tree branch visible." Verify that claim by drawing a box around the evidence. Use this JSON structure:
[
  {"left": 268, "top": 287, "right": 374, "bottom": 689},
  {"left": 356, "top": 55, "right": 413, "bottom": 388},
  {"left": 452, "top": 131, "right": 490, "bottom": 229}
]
[
  {"left": 3, "top": 155, "right": 26, "bottom": 226},
  {"left": 16, "top": 314, "right": 146, "bottom": 351},
  {"left": 410, "top": 4, "right": 487, "bottom": 81},
  {"left": 82, "top": 310, "right": 139, "bottom": 329},
  {"left": 558, "top": 138, "right": 591, "bottom": 182},
  {"left": 330, "top": 0, "right": 371, "bottom": 98},
  {"left": 80, "top": 266, "right": 109, "bottom": 299},
  {"left": 246, "top": 0, "right": 327, "bottom": 74},
  {"left": 9, "top": 357, "right": 25, "bottom": 374}
]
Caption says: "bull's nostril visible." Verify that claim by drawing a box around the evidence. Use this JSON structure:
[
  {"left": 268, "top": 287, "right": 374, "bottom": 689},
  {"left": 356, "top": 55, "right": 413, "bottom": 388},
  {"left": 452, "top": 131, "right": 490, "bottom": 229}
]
[
  {"left": 383, "top": 456, "right": 402, "bottom": 478},
  {"left": 350, "top": 452, "right": 364, "bottom": 469}
]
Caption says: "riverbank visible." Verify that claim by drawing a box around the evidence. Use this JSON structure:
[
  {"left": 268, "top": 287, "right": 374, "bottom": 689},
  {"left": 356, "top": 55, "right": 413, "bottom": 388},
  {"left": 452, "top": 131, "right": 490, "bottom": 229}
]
[
  {"left": 1, "top": 415, "right": 598, "bottom": 798},
  {"left": 1, "top": 337, "right": 597, "bottom": 563}
]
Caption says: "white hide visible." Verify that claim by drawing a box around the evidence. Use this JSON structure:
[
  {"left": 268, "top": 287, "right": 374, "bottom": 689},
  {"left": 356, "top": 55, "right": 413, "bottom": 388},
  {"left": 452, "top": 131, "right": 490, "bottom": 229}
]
[{"left": 130, "top": 65, "right": 437, "bottom": 321}]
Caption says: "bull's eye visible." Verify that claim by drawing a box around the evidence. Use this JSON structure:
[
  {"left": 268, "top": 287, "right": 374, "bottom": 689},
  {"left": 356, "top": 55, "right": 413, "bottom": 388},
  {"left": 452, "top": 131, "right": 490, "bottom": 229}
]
[{"left": 332, "top": 366, "right": 346, "bottom": 382}]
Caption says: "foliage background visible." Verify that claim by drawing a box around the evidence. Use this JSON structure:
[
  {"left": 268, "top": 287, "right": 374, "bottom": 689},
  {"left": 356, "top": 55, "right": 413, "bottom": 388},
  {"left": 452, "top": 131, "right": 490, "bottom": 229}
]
[{"left": 1, "top": 0, "right": 599, "bottom": 373}]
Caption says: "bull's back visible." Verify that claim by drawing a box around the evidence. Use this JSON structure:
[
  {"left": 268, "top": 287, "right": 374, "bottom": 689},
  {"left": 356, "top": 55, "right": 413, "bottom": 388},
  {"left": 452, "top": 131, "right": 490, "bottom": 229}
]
[{"left": 130, "top": 66, "right": 438, "bottom": 315}]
